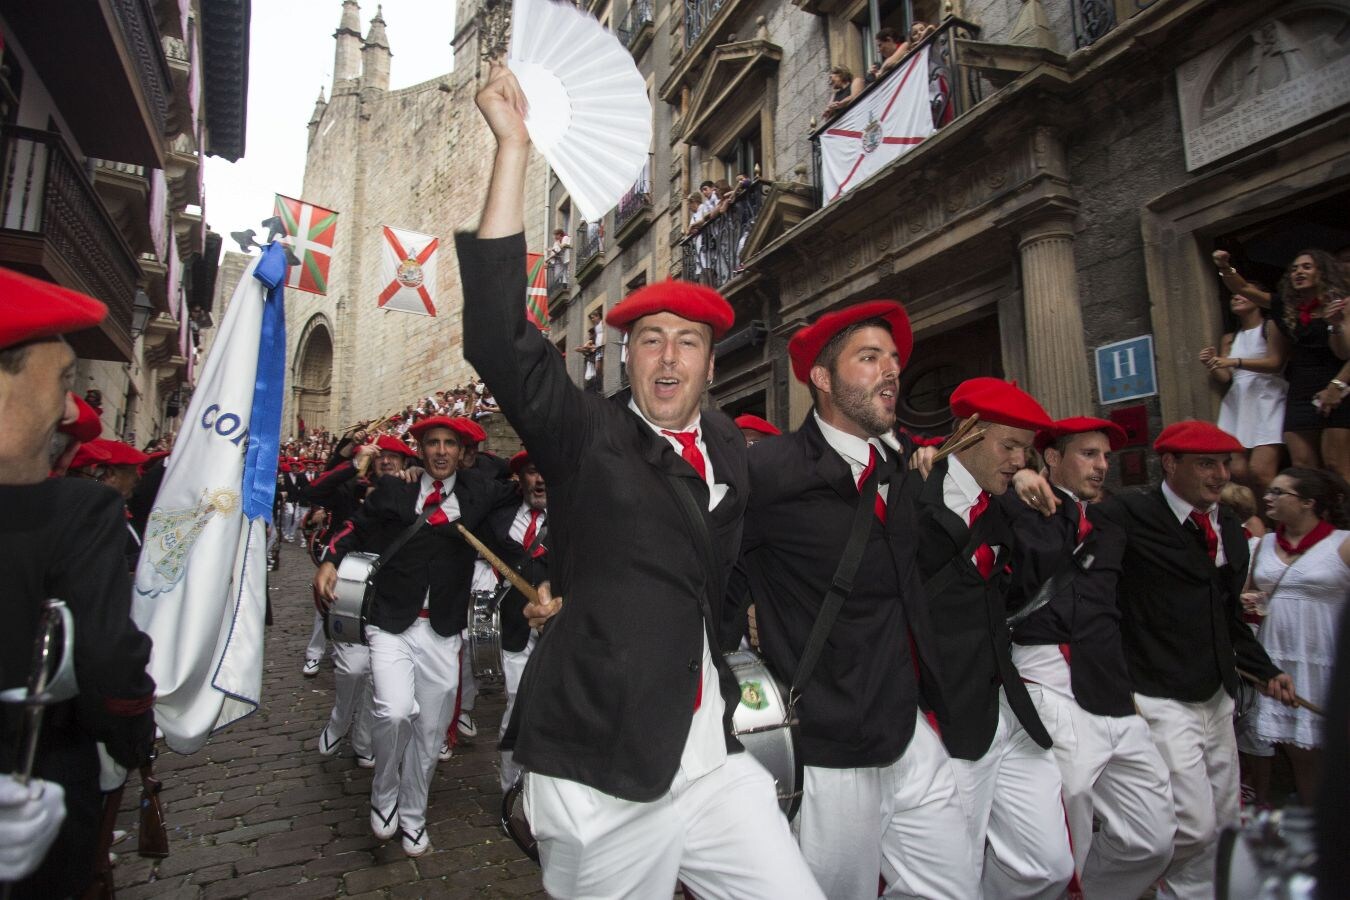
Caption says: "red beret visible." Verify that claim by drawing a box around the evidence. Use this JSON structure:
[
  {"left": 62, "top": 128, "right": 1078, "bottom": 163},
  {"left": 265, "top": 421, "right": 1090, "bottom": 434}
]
[
  {"left": 734, "top": 414, "right": 782, "bottom": 437},
  {"left": 1153, "top": 420, "right": 1245, "bottom": 455},
  {"left": 509, "top": 450, "right": 533, "bottom": 475},
  {"left": 1035, "top": 416, "right": 1128, "bottom": 452},
  {"left": 71, "top": 438, "right": 148, "bottom": 468},
  {"left": 139, "top": 449, "right": 170, "bottom": 474},
  {"left": 409, "top": 415, "right": 483, "bottom": 445},
  {"left": 787, "top": 301, "right": 913, "bottom": 384},
  {"left": 606, "top": 280, "right": 735, "bottom": 340},
  {"left": 68, "top": 441, "right": 112, "bottom": 470},
  {"left": 374, "top": 434, "right": 417, "bottom": 458},
  {"left": 949, "top": 378, "right": 1051, "bottom": 431},
  {"left": 0, "top": 267, "right": 107, "bottom": 349},
  {"left": 59, "top": 393, "right": 103, "bottom": 442}
]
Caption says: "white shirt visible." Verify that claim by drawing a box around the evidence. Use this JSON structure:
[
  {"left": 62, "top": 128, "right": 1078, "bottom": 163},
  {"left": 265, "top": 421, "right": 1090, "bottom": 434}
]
[
  {"left": 508, "top": 502, "right": 546, "bottom": 549},
  {"left": 1161, "top": 479, "right": 1227, "bottom": 567},
  {"left": 943, "top": 454, "right": 1004, "bottom": 564},
  {"left": 814, "top": 412, "right": 889, "bottom": 509},
  {"left": 629, "top": 400, "right": 728, "bottom": 510},
  {"left": 415, "top": 472, "right": 461, "bottom": 608}
]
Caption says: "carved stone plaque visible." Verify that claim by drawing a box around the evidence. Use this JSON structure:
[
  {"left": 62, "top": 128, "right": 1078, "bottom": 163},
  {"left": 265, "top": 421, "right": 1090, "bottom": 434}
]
[{"left": 1175, "top": 3, "right": 1350, "bottom": 171}]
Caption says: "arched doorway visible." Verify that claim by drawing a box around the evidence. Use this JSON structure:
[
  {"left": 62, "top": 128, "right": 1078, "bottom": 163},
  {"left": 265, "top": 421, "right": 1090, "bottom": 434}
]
[{"left": 294, "top": 315, "right": 333, "bottom": 436}]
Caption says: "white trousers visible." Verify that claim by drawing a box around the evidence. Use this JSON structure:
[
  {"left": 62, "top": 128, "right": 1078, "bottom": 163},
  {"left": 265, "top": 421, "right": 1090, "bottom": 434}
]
[
  {"left": 326, "top": 640, "right": 373, "bottom": 756},
  {"left": 1134, "top": 688, "right": 1238, "bottom": 900},
  {"left": 499, "top": 633, "right": 536, "bottom": 793},
  {"left": 283, "top": 502, "right": 306, "bottom": 540},
  {"left": 366, "top": 620, "right": 461, "bottom": 837},
  {"left": 1028, "top": 684, "right": 1175, "bottom": 900},
  {"left": 794, "top": 713, "right": 977, "bottom": 899},
  {"left": 949, "top": 688, "right": 1074, "bottom": 900},
  {"left": 525, "top": 752, "right": 824, "bottom": 900},
  {"left": 305, "top": 609, "right": 328, "bottom": 662}
]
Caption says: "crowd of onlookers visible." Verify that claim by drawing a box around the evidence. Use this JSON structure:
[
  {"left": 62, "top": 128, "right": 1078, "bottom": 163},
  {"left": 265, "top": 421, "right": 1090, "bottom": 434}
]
[{"left": 820, "top": 21, "right": 937, "bottom": 123}]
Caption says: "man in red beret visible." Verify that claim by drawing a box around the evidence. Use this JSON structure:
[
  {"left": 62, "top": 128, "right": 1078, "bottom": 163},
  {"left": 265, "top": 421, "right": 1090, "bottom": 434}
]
[
  {"left": 733, "top": 412, "right": 782, "bottom": 445},
  {"left": 313, "top": 416, "right": 516, "bottom": 857},
  {"left": 0, "top": 268, "right": 156, "bottom": 897},
  {"left": 1091, "top": 420, "right": 1293, "bottom": 900},
  {"left": 736, "top": 301, "right": 974, "bottom": 897},
  {"left": 898, "top": 377, "right": 1075, "bottom": 898},
  {"left": 1000, "top": 417, "right": 1175, "bottom": 896},
  {"left": 458, "top": 64, "right": 824, "bottom": 897}
]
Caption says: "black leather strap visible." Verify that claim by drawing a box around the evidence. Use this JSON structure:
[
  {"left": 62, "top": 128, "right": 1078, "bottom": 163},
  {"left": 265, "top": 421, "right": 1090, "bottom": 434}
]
[{"left": 370, "top": 502, "right": 439, "bottom": 575}]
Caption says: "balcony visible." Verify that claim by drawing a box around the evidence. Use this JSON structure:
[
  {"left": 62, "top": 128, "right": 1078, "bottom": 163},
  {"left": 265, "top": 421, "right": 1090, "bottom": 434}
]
[
  {"left": 2, "top": 0, "right": 171, "bottom": 167},
  {"left": 614, "top": 156, "right": 654, "bottom": 245},
  {"left": 575, "top": 222, "right": 605, "bottom": 284},
  {"left": 546, "top": 252, "right": 570, "bottom": 300},
  {"left": 679, "top": 180, "right": 767, "bottom": 289},
  {"left": 684, "top": 0, "right": 727, "bottom": 50},
  {"left": 0, "top": 127, "right": 142, "bottom": 361},
  {"left": 617, "top": 0, "right": 655, "bottom": 56},
  {"left": 1071, "top": 0, "right": 1160, "bottom": 49}
]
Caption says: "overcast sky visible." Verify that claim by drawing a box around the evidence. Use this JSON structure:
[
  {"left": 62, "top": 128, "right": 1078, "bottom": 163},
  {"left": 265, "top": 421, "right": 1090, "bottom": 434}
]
[{"left": 202, "top": 1, "right": 457, "bottom": 250}]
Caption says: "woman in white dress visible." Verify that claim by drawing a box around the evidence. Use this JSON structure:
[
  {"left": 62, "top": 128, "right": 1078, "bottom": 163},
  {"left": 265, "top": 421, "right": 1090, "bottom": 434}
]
[
  {"left": 1244, "top": 467, "right": 1350, "bottom": 805},
  {"left": 1201, "top": 289, "right": 1289, "bottom": 493}
]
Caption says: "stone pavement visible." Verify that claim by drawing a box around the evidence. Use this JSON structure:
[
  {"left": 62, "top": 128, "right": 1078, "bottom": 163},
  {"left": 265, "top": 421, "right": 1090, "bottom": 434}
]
[{"left": 112, "top": 540, "right": 544, "bottom": 899}]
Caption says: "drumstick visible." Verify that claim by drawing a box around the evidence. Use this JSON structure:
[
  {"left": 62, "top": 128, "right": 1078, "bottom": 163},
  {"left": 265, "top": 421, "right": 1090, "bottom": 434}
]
[
  {"left": 938, "top": 413, "right": 980, "bottom": 455},
  {"left": 932, "top": 428, "right": 986, "bottom": 465},
  {"left": 456, "top": 523, "right": 540, "bottom": 604},
  {"left": 1238, "top": 668, "right": 1324, "bottom": 717}
]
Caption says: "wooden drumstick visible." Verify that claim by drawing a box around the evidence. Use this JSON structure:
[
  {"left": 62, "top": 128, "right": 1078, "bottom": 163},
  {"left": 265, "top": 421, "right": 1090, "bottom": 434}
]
[
  {"left": 456, "top": 523, "right": 540, "bottom": 604},
  {"left": 1238, "top": 668, "right": 1324, "bottom": 717},
  {"left": 932, "top": 427, "right": 986, "bottom": 465},
  {"left": 939, "top": 412, "right": 980, "bottom": 453}
]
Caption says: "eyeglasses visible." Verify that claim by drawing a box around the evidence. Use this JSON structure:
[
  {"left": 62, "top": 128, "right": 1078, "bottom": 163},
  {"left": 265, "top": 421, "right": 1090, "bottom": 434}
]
[{"left": 1264, "top": 487, "right": 1303, "bottom": 499}]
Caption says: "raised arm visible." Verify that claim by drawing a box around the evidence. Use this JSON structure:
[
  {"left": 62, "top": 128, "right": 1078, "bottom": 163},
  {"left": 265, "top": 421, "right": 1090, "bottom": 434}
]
[{"left": 1212, "top": 251, "right": 1272, "bottom": 307}]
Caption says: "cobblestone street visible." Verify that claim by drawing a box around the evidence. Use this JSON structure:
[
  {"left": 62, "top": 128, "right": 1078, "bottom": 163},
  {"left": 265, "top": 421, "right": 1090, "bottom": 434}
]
[{"left": 112, "top": 541, "right": 544, "bottom": 899}]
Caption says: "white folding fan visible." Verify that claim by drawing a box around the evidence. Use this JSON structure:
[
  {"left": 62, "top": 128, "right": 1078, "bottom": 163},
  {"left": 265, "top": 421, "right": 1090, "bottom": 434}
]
[{"left": 508, "top": 0, "right": 652, "bottom": 223}]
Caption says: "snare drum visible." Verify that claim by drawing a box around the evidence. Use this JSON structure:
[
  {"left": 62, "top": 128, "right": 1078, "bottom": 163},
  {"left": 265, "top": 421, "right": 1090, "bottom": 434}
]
[
  {"left": 726, "top": 650, "right": 802, "bottom": 819},
  {"left": 468, "top": 589, "right": 504, "bottom": 681},
  {"left": 327, "top": 552, "right": 378, "bottom": 643}
]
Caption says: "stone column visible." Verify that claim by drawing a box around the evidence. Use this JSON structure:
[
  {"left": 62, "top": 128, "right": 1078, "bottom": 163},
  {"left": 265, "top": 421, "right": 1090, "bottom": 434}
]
[{"left": 1017, "top": 213, "right": 1095, "bottom": 418}]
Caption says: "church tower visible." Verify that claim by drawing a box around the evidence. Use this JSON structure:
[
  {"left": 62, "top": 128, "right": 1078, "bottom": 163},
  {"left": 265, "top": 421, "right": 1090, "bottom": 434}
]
[
  {"left": 361, "top": 5, "right": 391, "bottom": 93},
  {"left": 307, "top": 87, "right": 327, "bottom": 146},
  {"left": 332, "top": 0, "right": 363, "bottom": 93}
]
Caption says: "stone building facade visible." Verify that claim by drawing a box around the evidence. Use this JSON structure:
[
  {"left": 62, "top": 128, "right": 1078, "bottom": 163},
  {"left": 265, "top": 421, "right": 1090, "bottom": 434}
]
[
  {"left": 283, "top": 0, "right": 549, "bottom": 438},
  {"left": 542, "top": 0, "right": 1348, "bottom": 479}
]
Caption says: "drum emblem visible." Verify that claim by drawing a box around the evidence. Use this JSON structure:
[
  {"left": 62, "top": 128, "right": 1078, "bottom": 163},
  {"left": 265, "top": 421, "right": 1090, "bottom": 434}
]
[{"left": 739, "top": 680, "right": 769, "bottom": 710}]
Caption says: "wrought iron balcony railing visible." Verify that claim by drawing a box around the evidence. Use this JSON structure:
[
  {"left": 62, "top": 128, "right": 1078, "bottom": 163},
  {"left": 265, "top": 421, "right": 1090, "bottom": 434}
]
[
  {"left": 0, "top": 126, "right": 141, "bottom": 353},
  {"left": 617, "top": 0, "right": 655, "bottom": 51},
  {"left": 547, "top": 252, "right": 569, "bottom": 295},
  {"left": 679, "top": 179, "right": 767, "bottom": 289},
  {"left": 614, "top": 156, "right": 653, "bottom": 234},
  {"left": 684, "top": 0, "right": 727, "bottom": 49},
  {"left": 575, "top": 222, "right": 604, "bottom": 272}
]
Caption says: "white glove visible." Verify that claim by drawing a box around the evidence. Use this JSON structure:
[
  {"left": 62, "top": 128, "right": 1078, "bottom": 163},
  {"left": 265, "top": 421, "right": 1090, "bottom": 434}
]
[{"left": 0, "top": 774, "right": 66, "bottom": 882}]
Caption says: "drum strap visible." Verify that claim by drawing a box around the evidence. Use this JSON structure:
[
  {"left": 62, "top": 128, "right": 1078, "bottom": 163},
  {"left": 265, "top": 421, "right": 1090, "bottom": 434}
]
[
  {"left": 788, "top": 461, "right": 882, "bottom": 714},
  {"left": 371, "top": 503, "right": 440, "bottom": 575}
]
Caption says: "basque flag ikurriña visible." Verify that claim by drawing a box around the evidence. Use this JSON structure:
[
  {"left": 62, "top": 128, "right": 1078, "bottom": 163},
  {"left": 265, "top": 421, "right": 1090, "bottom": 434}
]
[
  {"left": 819, "top": 47, "right": 933, "bottom": 205},
  {"left": 274, "top": 194, "right": 338, "bottom": 296},
  {"left": 526, "top": 251, "right": 549, "bottom": 334},
  {"left": 131, "top": 243, "right": 290, "bottom": 754}
]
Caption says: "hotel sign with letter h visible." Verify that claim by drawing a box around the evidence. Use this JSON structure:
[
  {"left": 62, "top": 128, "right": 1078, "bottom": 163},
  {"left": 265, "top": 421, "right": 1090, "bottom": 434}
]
[{"left": 1095, "top": 335, "right": 1157, "bottom": 405}]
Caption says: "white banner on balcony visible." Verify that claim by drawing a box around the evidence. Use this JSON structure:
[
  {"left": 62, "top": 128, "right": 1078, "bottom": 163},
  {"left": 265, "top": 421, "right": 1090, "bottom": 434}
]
[{"left": 820, "top": 47, "right": 933, "bottom": 205}]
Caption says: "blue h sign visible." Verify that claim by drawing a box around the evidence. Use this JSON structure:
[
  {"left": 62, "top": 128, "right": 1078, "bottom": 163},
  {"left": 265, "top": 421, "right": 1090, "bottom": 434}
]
[{"left": 1095, "top": 335, "right": 1157, "bottom": 405}]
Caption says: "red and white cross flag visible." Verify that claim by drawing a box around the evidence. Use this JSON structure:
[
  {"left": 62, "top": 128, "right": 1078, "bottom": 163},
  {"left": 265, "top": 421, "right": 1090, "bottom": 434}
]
[
  {"left": 819, "top": 48, "right": 933, "bottom": 205},
  {"left": 379, "top": 225, "right": 440, "bottom": 317},
  {"left": 273, "top": 195, "right": 339, "bottom": 296}
]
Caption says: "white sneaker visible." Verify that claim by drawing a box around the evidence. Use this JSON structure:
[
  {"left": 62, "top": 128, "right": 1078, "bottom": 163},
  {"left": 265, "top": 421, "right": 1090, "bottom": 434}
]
[
  {"left": 370, "top": 804, "right": 399, "bottom": 841},
  {"left": 317, "top": 724, "right": 341, "bottom": 757},
  {"left": 401, "top": 826, "right": 431, "bottom": 858},
  {"left": 438, "top": 742, "right": 453, "bottom": 762},
  {"left": 354, "top": 752, "right": 375, "bottom": 769},
  {"left": 302, "top": 658, "right": 320, "bottom": 677},
  {"left": 457, "top": 712, "right": 477, "bottom": 738}
]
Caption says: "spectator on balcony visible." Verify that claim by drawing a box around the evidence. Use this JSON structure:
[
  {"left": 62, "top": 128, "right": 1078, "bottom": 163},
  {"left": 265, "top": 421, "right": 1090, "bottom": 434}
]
[
  {"left": 910, "top": 20, "right": 937, "bottom": 45},
  {"left": 546, "top": 228, "right": 571, "bottom": 287},
  {"left": 823, "top": 65, "right": 865, "bottom": 120},
  {"left": 578, "top": 307, "right": 605, "bottom": 392},
  {"left": 868, "top": 27, "right": 909, "bottom": 83}
]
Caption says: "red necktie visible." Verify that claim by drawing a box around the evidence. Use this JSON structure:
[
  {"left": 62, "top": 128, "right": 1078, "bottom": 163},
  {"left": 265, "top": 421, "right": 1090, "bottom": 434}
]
[
  {"left": 1189, "top": 509, "right": 1218, "bottom": 562},
  {"left": 521, "top": 508, "right": 546, "bottom": 558},
  {"left": 1075, "top": 500, "right": 1093, "bottom": 544},
  {"left": 968, "top": 491, "right": 996, "bottom": 578},
  {"left": 423, "top": 480, "right": 449, "bottom": 527},
  {"left": 856, "top": 445, "right": 887, "bottom": 523},
  {"left": 661, "top": 429, "right": 707, "bottom": 481}
]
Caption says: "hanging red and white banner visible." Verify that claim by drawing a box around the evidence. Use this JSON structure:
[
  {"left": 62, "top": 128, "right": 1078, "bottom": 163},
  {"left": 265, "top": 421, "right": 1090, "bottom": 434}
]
[
  {"left": 379, "top": 225, "right": 439, "bottom": 317},
  {"left": 819, "top": 48, "right": 933, "bottom": 205}
]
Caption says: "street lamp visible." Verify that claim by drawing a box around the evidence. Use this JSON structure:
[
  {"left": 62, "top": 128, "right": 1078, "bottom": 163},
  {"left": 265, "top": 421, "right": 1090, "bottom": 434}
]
[{"left": 131, "top": 289, "right": 154, "bottom": 338}]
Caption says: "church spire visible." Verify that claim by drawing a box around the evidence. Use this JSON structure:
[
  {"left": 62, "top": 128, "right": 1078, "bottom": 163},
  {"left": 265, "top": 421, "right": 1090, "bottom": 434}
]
[
  {"left": 362, "top": 4, "right": 392, "bottom": 92},
  {"left": 332, "top": 0, "right": 363, "bottom": 91}
]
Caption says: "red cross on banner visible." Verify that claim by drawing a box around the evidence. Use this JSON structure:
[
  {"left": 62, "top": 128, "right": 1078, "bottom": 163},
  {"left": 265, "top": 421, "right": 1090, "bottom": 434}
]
[{"left": 379, "top": 225, "right": 440, "bottom": 317}]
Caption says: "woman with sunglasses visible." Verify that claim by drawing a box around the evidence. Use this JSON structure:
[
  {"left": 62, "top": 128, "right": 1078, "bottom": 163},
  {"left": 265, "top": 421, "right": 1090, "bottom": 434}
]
[{"left": 1243, "top": 467, "right": 1350, "bottom": 804}]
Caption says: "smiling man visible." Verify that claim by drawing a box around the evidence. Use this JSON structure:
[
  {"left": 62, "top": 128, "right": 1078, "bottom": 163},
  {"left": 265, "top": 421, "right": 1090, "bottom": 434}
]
[
  {"left": 454, "top": 61, "right": 823, "bottom": 899},
  {"left": 735, "top": 302, "right": 975, "bottom": 898}
]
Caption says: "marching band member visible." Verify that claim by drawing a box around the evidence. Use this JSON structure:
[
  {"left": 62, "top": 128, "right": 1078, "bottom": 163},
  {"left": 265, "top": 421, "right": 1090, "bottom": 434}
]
[
  {"left": 313, "top": 416, "right": 515, "bottom": 858},
  {"left": 1093, "top": 420, "right": 1295, "bottom": 900},
  {"left": 312, "top": 434, "right": 419, "bottom": 768},
  {"left": 0, "top": 268, "right": 156, "bottom": 898},
  {"left": 1003, "top": 417, "right": 1175, "bottom": 897},
  {"left": 455, "top": 61, "right": 824, "bottom": 899},
  {"left": 736, "top": 303, "right": 975, "bottom": 898},
  {"left": 898, "top": 377, "right": 1074, "bottom": 899}
]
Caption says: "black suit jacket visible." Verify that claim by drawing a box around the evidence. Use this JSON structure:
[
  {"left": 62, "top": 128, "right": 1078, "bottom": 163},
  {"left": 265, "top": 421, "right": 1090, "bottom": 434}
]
[
  {"left": 1001, "top": 487, "right": 1134, "bottom": 717},
  {"left": 1095, "top": 488, "right": 1279, "bottom": 701},
  {"left": 898, "top": 458, "right": 1051, "bottom": 760},
  {"left": 736, "top": 414, "right": 944, "bottom": 768},
  {"left": 483, "top": 499, "right": 549, "bottom": 653},
  {"left": 458, "top": 231, "right": 749, "bottom": 803},
  {"left": 329, "top": 472, "right": 516, "bottom": 636}
]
